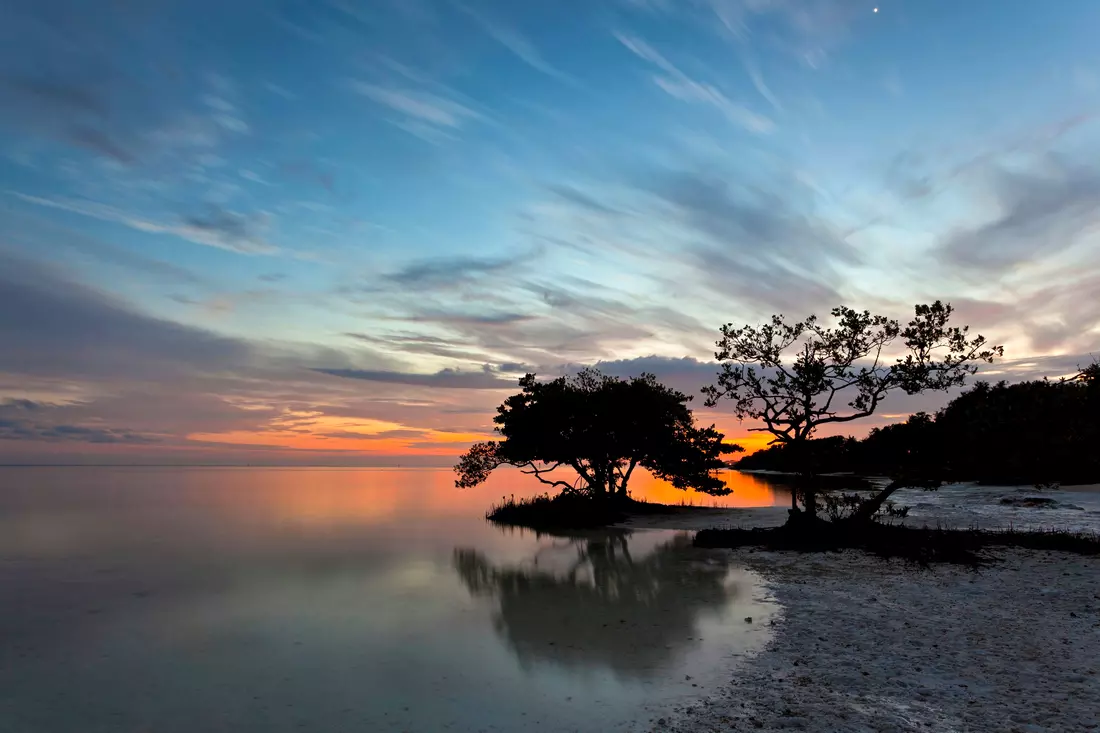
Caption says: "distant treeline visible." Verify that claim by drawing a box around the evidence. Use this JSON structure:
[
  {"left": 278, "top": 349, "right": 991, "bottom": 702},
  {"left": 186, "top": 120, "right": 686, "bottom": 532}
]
[{"left": 736, "top": 365, "right": 1100, "bottom": 486}]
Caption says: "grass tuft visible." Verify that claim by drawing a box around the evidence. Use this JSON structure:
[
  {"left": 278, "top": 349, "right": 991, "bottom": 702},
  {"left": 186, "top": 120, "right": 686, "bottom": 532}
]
[{"left": 487, "top": 493, "right": 627, "bottom": 530}]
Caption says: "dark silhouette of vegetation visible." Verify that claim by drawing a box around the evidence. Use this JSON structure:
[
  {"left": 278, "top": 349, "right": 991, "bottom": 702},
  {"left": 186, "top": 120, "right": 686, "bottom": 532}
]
[
  {"left": 484, "top": 491, "right": 738, "bottom": 531},
  {"left": 695, "top": 523, "right": 1100, "bottom": 567},
  {"left": 703, "top": 302, "right": 1002, "bottom": 524},
  {"left": 453, "top": 531, "right": 735, "bottom": 677},
  {"left": 738, "top": 362, "right": 1100, "bottom": 487},
  {"left": 485, "top": 493, "right": 629, "bottom": 529},
  {"left": 455, "top": 369, "right": 741, "bottom": 501}
]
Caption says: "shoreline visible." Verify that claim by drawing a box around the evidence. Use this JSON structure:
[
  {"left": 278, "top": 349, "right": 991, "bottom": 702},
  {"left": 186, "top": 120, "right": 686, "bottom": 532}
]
[
  {"left": 621, "top": 480, "right": 1100, "bottom": 534},
  {"left": 616, "top": 505, "right": 789, "bottom": 531},
  {"left": 614, "top": 495, "right": 1100, "bottom": 733},
  {"left": 655, "top": 547, "right": 1099, "bottom": 733}
]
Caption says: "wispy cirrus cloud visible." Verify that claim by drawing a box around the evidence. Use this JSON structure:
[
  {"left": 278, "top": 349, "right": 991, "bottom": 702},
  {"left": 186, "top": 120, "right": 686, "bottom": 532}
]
[
  {"left": 631, "top": 0, "right": 864, "bottom": 68},
  {"left": 351, "top": 82, "right": 482, "bottom": 140},
  {"left": 942, "top": 157, "right": 1100, "bottom": 272},
  {"left": 545, "top": 183, "right": 623, "bottom": 215},
  {"left": 614, "top": 31, "right": 773, "bottom": 134},
  {"left": 9, "top": 193, "right": 278, "bottom": 255},
  {"left": 314, "top": 367, "right": 514, "bottom": 389},
  {"left": 457, "top": 3, "right": 575, "bottom": 84},
  {"left": 382, "top": 250, "right": 539, "bottom": 287}
]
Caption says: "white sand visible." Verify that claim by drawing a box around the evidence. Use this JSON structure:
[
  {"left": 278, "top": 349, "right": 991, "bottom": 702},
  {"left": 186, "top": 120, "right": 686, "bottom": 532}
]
[
  {"left": 628, "top": 485, "right": 1100, "bottom": 732},
  {"left": 654, "top": 548, "right": 1100, "bottom": 733}
]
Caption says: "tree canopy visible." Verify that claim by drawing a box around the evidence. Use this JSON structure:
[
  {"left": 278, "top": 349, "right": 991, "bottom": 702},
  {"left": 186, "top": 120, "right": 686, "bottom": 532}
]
[
  {"left": 733, "top": 364, "right": 1100, "bottom": 525},
  {"left": 739, "top": 362, "right": 1100, "bottom": 487},
  {"left": 455, "top": 368, "right": 741, "bottom": 497},
  {"left": 703, "top": 302, "right": 1002, "bottom": 520}
]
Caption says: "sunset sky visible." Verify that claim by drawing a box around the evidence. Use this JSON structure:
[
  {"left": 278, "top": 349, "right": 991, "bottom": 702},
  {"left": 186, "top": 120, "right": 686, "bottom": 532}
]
[{"left": 2, "top": 0, "right": 1099, "bottom": 465}]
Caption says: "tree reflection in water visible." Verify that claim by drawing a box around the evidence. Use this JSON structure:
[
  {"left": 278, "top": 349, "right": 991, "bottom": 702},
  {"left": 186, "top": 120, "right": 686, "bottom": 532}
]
[{"left": 453, "top": 531, "right": 737, "bottom": 679}]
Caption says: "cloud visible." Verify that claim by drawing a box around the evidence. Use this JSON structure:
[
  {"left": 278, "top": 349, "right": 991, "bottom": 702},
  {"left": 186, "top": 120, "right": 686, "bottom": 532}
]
[
  {"left": 403, "top": 311, "right": 535, "bottom": 327},
  {"left": 0, "top": 9, "right": 250, "bottom": 166},
  {"left": 344, "top": 331, "right": 497, "bottom": 362},
  {"left": 382, "top": 250, "right": 538, "bottom": 287},
  {"left": 321, "top": 428, "right": 428, "bottom": 441},
  {"left": 653, "top": 76, "right": 774, "bottom": 133},
  {"left": 591, "top": 354, "right": 718, "bottom": 385},
  {"left": 0, "top": 75, "right": 135, "bottom": 163},
  {"left": 613, "top": 32, "right": 679, "bottom": 74},
  {"left": 0, "top": 254, "right": 435, "bottom": 454},
  {"left": 66, "top": 125, "right": 136, "bottom": 164},
  {"left": 641, "top": 170, "right": 856, "bottom": 312},
  {"left": 0, "top": 399, "right": 159, "bottom": 444},
  {"left": 264, "top": 82, "right": 298, "bottom": 100},
  {"left": 942, "top": 158, "right": 1100, "bottom": 271},
  {"left": 0, "top": 420, "right": 159, "bottom": 445},
  {"left": 10, "top": 193, "right": 278, "bottom": 255},
  {"left": 0, "top": 254, "right": 251, "bottom": 381},
  {"left": 1, "top": 206, "right": 206, "bottom": 285},
  {"left": 313, "top": 367, "right": 514, "bottom": 390},
  {"left": 459, "top": 4, "right": 574, "bottom": 83},
  {"left": 181, "top": 205, "right": 276, "bottom": 254},
  {"left": 949, "top": 275, "right": 1100, "bottom": 355},
  {"left": 545, "top": 184, "right": 621, "bottom": 215},
  {"left": 703, "top": 0, "right": 861, "bottom": 66},
  {"left": 615, "top": 31, "right": 773, "bottom": 134},
  {"left": 351, "top": 83, "right": 481, "bottom": 131}
]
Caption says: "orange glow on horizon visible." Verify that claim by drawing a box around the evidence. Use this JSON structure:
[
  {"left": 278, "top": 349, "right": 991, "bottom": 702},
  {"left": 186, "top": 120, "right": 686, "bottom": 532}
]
[
  {"left": 202, "top": 466, "right": 788, "bottom": 529},
  {"left": 186, "top": 410, "right": 492, "bottom": 455},
  {"left": 183, "top": 409, "right": 778, "bottom": 461},
  {"left": 627, "top": 468, "right": 786, "bottom": 507}
]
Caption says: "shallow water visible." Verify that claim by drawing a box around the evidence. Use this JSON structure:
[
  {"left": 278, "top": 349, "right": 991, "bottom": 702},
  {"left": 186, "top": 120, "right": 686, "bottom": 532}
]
[
  {"left": 0, "top": 467, "right": 786, "bottom": 733},
  {"left": 897, "top": 480, "right": 1100, "bottom": 533}
]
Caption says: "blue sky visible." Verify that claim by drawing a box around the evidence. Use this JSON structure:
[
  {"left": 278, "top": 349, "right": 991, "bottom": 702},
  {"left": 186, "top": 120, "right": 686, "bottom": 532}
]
[{"left": 2, "top": 0, "right": 1099, "bottom": 463}]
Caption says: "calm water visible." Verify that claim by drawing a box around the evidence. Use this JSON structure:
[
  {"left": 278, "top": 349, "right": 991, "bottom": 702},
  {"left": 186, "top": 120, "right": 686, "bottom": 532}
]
[{"left": 0, "top": 468, "right": 788, "bottom": 733}]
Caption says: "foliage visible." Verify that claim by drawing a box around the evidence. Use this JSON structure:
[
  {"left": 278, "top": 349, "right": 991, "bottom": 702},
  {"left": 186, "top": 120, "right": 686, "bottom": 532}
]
[
  {"left": 455, "top": 368, "right": 741, "bottom": 498},
  {"left": 933, "top": 363, "right": 1100, "bottom": 484},
  {"left": 485, "top": 493, "right": 628, "bottom": 530},
  {"left": 704, "top": 302, "right": 1001, "bottom": 520},
  {"left": 738, "top": 361, "right": 1100, "bottom": 486},
  {"left": 694, "top": 523, "right": 1100, "bottom": 567},
  {"left": 819, "top": 491, "right": 910, "bottom": 523}
]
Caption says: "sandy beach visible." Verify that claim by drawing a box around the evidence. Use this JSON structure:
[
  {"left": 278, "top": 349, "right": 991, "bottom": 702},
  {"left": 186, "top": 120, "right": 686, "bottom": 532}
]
[
  {"left": 653, "top": 548, "right": 1098, "bottom": 732},
  {"left": 624, "top": 485, "right": 1100, "bottom": 733}
]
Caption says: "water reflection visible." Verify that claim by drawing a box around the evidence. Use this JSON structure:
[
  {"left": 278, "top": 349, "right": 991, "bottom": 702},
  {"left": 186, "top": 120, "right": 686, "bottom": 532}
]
[
  {"left": 1, "top": 468, "right": 778, "bottom": 733},
  {"left": 454, "top": 530, "right": 741, "bottom": 679}
]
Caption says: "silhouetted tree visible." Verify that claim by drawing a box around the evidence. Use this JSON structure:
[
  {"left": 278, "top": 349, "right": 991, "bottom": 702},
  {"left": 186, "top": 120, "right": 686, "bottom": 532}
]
[
  {"left": 734, "top": 362, "right": 1100, "bottom": 487},
  {"left": 456, "top": 369, "right": 741, "bottom": 498},
  {"left": 735, "top": 435, "right": 860, "bottom": 475},
  {"left": 931, "top": 360, "right": 1100, "bottom": 485},
  {"left": 703, "top": 302, "right": 1002, "bottom": 523}
]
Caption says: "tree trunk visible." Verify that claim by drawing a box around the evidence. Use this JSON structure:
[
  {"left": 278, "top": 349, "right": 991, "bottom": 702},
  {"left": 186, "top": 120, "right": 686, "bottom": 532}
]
[
  {"left": 803, "top": 485, "right": 818, "bottom": 520},
  {"left": 849, "top": 480, "right": 903, "bottom": 523},
  {"left": 590, "top": 463, "right": 609, "bottom": 500},
  {"left": 616, "top": 460, "right": 636, "bottom": 499},
  {"left": 788, "top": 440, "right": 818, "bottom": 520}
]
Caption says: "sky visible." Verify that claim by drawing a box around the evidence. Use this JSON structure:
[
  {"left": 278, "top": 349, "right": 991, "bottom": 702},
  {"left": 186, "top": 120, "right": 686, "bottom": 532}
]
[{"left": 1, "top": 0, "right": 1099, "bottom": 465}]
